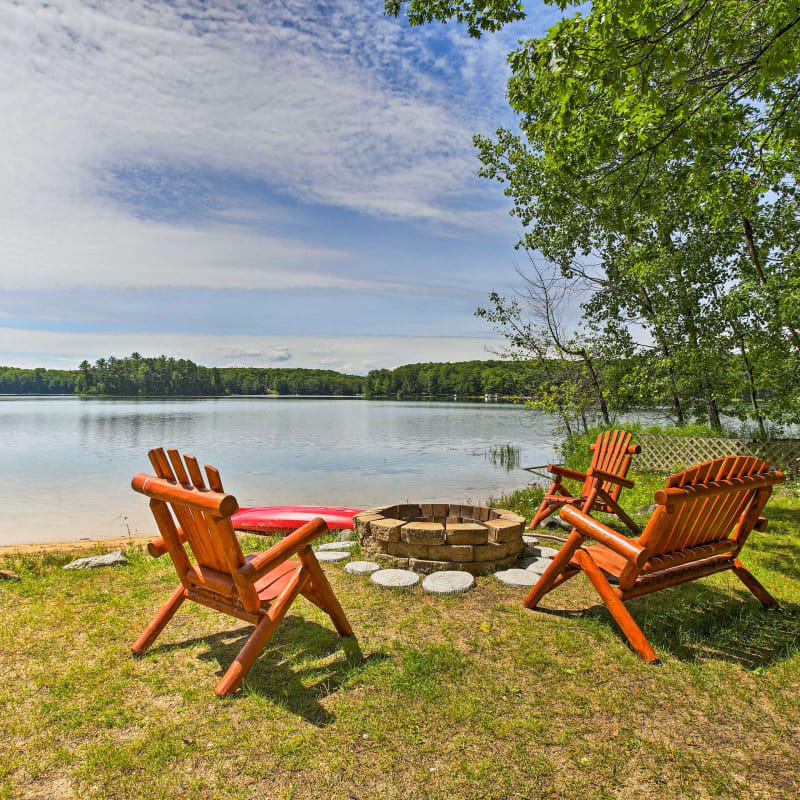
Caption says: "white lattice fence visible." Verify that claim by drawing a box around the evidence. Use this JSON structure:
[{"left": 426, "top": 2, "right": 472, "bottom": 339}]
[{"left": 635, "top": 434, "right": 800, "bottom": 479}]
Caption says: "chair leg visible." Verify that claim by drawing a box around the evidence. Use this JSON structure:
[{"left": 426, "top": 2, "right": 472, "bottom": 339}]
[
  {"left": 550, "top": 566, "right": 580, "bottom": 591},
  {"left": 529, "top": 494, "right": 556, "bottom": 530},
  {"left": 574, "top": 550, "right": 659, "bottom": 664},
  {"left": 524, "top": 530, "right": 585, "bottom": 609},
  {"left": 298, "top": 548, "right": 353, "bottom": 636},
  {"left": 732, "top": 559, "right": 779, "bottom": 609},
  {"left": 599, "top": 492, "right": 641, "bottom": 535},
  {"left": 131, "top": 584, "right": 186, "bottom": 657},
  {"left": 215, "top": 569, "right": 309, "bottom": 697},
  {"left": 530, "top": 478, "right": 571, "bottom": 529}
]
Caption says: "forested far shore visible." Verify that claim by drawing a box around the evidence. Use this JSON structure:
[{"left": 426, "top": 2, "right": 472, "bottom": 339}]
[
  {"left": 362, "top": 360, "right": 544, "bottom": 397},
  {"left": 1, "top": 354, "right": 541, "bottom": 398},
  {"left": 0, "top": 355, "right": 540, "bottom": 398},
  {"left": 0, "top": 356, "right": 363, "bottom": 397}
]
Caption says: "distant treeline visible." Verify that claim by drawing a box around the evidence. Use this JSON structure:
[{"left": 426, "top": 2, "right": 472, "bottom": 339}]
[
  {"left": 0, "top": 355, "right": 546, "bottom": 397},
  {"left": 362, "top": 360, "right": 545, "bottom": 397},
  {"left": 0, "top": 355, "right": 363, "bottom": 396},
  {"left": 0, "top": 367, "right": 76, "bottom": 394}
]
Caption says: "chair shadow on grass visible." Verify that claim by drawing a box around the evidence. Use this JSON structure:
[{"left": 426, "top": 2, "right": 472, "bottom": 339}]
[
  {"left": 536, "top": 581, "right": 800, "bottom": 670},
  {"left": 148, "top": 615, "right": 385, "bottom": 725}
]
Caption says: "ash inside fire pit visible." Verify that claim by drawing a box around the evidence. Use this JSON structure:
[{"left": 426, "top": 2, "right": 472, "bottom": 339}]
[{"left": 354, "top": 503, "right": 526, "bottom": 575}]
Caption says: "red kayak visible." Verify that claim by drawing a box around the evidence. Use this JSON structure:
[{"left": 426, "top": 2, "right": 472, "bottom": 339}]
[{"left": 231, "top": 505, "right": 364, "bottom": 534}]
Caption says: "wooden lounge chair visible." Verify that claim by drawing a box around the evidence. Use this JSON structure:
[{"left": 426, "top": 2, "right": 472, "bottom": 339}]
[
  {"left": 524, "top": 456, "right": 784, "bottom": 663},
  {"left": 528, "top": 429, "right": 642, "bottom": 534},
  {"left": 130, "top": 448, "right": 353, "bottom": 696}
]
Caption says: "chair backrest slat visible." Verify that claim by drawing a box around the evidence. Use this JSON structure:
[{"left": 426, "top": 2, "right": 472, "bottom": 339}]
[
  {"left": 205, "top": 465, "right": 224, "bottom": 492},
  {"left": 183, "top": 454, "right": 207, "bottom": 489},
  {"left": 638, "top": 456, "right": 779, "bottom": 563}
]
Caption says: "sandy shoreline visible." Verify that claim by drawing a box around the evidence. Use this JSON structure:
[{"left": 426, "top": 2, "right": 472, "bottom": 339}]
[{"left": 0, "top": 535, "right": 154, "bottom": 557}]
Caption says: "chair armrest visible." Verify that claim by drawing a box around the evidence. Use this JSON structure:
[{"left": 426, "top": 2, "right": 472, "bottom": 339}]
[
  {"left": 586, "top": 467, "right": 634, "bottom": 490},
  {"left": 549, "top": 464, "right": 589, "bottom": 482},
  {"left": 754, "top": 516, "right": 769, "bottom": 532},
  {"left": 559, "top": 505, "right": 649, "bottom": 568},
  {"left": 235, "top": 517, "right": 329, "bottom": 585},
  {"left": 147, "top": 528, "right": 187, "bottom": 558}
]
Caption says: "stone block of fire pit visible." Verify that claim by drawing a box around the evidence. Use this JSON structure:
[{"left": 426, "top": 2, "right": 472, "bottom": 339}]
[
  {"left": 428, "top": 544, "right": 475, "bottom": 562},
  {"left": 409, "top": 558, "right": 453, "bottom": 574},
  {"left": 400, "top": 522, "right": 446, "bottom": 546},
  {"left": 485, "top": 518, "right": 526, "bottom": 543},
  {"left": 445, "top": 523, "right": 488, "bottom": 545},
  {"left": 387, "top": 541, "right": 429, "bottom": 559},
  {"left": 370, "top": 518, "right": 406, "bottom": 543},
  {"left": 354, "top": 513, "right": 383, "bottom": 540}
]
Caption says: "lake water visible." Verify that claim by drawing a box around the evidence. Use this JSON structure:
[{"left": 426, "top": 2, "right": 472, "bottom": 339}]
[{"left": 0, "top": 397, "right": 563, "bottom": 545}]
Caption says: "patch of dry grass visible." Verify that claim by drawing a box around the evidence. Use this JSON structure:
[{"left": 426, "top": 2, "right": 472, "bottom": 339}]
[{"left": 1, "top": 487, "right": 798, "bottom": 800}]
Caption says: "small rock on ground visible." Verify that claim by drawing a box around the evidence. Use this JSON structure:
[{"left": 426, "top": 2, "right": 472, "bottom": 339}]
[
  {"left": 637, "top": 504, "right": 658, "bottom": 515},
  {"left": 63, "top": 550, "right": 128, "bottom": 570},
  {"left": 315, "top": 550, "right": 351, "bottom": 563},
  {"left": 317, "top": 541, "right": 357, "bottom": 551},
  {"left": 522, "top": 535, "right": 539, "bottom": 547},
  {"left": 371, "top": 568, "right": 419, "bottom": 589},
  {"left": 495, "top": 568, "right": 540, "bottom": 587},
  {"left": 542, "top": 517, "right": 572, "bottom": 530},
  {"left": 422, "top": 570, "right": 475, "bottom": 595},
  {"left": 345, "top": 560, "right": 381, "bottom": 575},
  {"left": 335, "top": 530, "right": 355, "bottom": 542},
  {"left": 0, "top": 569, "right": 21, "bottom": 582}
]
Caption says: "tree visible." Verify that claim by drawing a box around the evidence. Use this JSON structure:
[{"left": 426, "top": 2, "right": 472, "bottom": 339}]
[{"left": 388, "top": 0, "right": 800, "bottom": 431}]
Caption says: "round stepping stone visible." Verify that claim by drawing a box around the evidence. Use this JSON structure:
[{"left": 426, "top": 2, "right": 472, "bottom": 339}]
[
  {"left": 529, "top": 546, "right": 559, "bottom": 559},
  {"left": 371, "top": 568, "right": 419, "bottom": 589},
  {"left": 317, "top": 541, "right": 357, "bottom": 551},
  {"left": 315, "top": 550, "right": 350, "bottom": 562},
  {"left": 422, "top": 570, "right": 475, "bottom": 595},
  {"left": 520, "top": 557, "right": 550, "bottom": 574},
  {"left": 522, "top": 535, "right": 539, "bottom": 547},
  {"left": 495, "top": 568, "right": 540, "bottom": 587},
  {"left": 345, "top": 560, "right": 380, "bottom": 575}
]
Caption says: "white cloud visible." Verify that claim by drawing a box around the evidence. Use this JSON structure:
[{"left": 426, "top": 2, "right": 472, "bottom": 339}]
[
  {"left": 0, "top": 0, "right": 524, "bottom": 294},
  {"left": 220, "top": 346, "right": 292, "bottom": 362}
]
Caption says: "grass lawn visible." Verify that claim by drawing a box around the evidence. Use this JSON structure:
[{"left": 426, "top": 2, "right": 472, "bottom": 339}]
[{"left": 1, "top": 476, "right": 799, "bottom": 799}]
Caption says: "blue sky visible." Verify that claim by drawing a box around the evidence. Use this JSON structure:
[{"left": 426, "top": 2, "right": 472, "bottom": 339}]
[{"left": 0, "top": 0, "right": 567, "bottom": 373}]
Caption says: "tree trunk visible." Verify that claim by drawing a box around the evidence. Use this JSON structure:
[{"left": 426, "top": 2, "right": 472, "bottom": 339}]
[
  {"left": 552, "top": 396, "right": 573, "bottom": 436},
  {"left": 737, "top": 335, "right": 766, "bottom": 438},
  {"left": 709, "top": 283, "right": 767, "bottom": 438},
  {"left": 579, "top": 352, "right": 611, "bottom": 425},
  {"left": 742, "top": 215, "right": 800, "bottom": 349},
  {"left": 639, "top": 287, "right": 686, "bottom": 425},
  {"left": 672, "top": 267, "right": 722, "bottom": 430}
]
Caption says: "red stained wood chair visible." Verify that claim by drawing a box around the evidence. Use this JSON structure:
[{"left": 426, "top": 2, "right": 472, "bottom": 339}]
[
  {"left": 130, "top": 448, "right": 353, "bottom": 696},
  {"left": 528, "top": 429, "right": 642, "bottom": 534},
  {"left": 524, "top": 456, "right": 784, "bottom": 663}
]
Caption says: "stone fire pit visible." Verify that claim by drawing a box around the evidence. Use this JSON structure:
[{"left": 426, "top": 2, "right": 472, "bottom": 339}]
[{"left": 354, "top": 503, "right": 526, "bottom": 575}]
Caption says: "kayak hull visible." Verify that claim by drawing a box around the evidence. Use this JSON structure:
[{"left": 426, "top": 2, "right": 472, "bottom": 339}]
[{"left": 231, "top": 505, "right": 364, "bottom": 534}]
